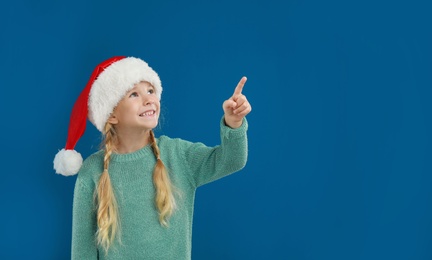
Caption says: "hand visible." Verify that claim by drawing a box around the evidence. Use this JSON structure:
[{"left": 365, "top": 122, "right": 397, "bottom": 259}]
[{"left": 222, "top": 76, "right": 252, "bottom": 128}]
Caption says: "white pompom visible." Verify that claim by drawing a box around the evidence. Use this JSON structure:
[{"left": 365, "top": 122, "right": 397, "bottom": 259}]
[{"left": 53, "top": 149, "right": 83, "bottom": 176}]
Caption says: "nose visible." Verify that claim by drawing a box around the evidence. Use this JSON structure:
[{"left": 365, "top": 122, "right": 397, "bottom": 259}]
[{"left": 142, "top": 94, "right": 156, "bottom": 105}]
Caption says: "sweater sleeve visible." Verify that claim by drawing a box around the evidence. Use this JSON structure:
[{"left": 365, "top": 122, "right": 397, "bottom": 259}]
[
  {"left": 182, "top": 116, "right": 248, "bottom": 187},
  {"left": 71, "top": 175, "right": 98, "bottom": 259}
]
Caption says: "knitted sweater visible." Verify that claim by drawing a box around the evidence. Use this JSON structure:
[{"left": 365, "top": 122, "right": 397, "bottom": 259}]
[{"left": 71, "top": 118, "right": 248, "bottom": 259}]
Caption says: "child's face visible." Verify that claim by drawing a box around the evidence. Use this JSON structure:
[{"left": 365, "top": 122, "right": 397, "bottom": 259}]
[{"left": 109, "top": 81, "right": 160, "bottom": 132}]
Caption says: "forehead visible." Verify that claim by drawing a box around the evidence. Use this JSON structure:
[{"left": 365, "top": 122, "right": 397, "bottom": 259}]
[
  {"left": 125, "top": 81, "right": 155, "bottom": 95},
  {"left": 132, "top": 81, "right": 154, "bottom": 89}
]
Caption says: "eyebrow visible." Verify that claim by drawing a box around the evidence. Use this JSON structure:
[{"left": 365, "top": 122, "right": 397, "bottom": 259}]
[{"left": 128, "top": 84, "right": 155, "bottom": 93}]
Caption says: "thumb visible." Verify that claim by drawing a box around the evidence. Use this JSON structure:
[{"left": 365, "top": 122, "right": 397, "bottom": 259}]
[{"left": 223, "top": 99, "right": 237, "bottom": 112}]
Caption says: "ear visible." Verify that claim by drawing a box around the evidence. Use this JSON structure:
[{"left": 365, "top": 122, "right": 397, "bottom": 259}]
[{"left": 107, "top": 113, "right": 119, "bottom": 125}]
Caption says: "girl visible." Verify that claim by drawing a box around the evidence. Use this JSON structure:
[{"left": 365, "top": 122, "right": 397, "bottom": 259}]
[{"left": 53, "top": 56, "right": 251, "bottom": 259}]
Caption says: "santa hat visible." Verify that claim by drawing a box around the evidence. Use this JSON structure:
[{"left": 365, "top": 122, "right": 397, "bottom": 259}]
[{"left": 53, "top": 56, "right": 162, "bottom": 176}]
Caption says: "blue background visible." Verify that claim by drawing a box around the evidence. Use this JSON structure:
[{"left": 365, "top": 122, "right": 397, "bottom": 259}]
[{"left": 1, "top": 0, "right": 432, "bottom": 259}]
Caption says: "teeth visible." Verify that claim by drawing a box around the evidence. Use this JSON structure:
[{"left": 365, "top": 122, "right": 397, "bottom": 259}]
[{"left": 140, "top": 111, "right": 154, "bottom": 116}]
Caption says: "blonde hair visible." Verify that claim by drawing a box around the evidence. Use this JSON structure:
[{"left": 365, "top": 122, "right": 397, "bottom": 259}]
[
  {"left": 95, "top": 122, "right": 176, "bottom": 253},
  {"left": 149, "top": 130, "right": 177, "bottom": 226}
]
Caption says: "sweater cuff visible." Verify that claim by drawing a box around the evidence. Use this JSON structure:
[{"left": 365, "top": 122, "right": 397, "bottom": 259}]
[{"left": 220, "top": 116, "right": 248, "bottom": 140}]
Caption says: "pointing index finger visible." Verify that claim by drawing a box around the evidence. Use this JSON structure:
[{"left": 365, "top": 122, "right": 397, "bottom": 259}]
[{"left": 233, "top": 76, "right": 247, "bottom": 96}]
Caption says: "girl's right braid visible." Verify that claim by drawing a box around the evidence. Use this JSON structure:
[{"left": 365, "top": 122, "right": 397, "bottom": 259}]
[{"left": 96, "top": 123, "right": 120, "bottom": 254}]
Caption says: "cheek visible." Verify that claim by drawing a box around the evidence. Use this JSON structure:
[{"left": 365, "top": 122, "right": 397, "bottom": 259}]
[{"left": 115, "top": 104, "right": 129, "bottom": 115}]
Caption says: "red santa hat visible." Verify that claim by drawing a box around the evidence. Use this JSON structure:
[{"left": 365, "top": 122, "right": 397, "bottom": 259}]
[{"left": 53, "top": 56, "right": 162, "bottom": 176}]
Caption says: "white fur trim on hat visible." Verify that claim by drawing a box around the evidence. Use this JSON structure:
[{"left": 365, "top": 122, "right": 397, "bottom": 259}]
[
  {"left": 88, "top": 57, "right": 162, "bottom": 132},
  {"left": 53, "top": 149, "right": 83, "bottom": 176}
]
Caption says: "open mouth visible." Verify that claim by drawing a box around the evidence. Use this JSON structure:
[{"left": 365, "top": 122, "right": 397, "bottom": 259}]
[{"left": 139, "top": 110, "right": 156, "bottom": 117}]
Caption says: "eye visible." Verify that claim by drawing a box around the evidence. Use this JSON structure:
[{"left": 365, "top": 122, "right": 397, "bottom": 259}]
[
  {"left": 147, "top": 88, "right": 155, "bottom": 94},
  {"left": 129, "top": 92, "right": 139, "bottom": 98}
]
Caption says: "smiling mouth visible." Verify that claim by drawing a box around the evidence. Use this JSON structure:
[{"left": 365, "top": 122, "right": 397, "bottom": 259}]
[{"left": 139, "top": 110, "right": 156, "bottom": 117}]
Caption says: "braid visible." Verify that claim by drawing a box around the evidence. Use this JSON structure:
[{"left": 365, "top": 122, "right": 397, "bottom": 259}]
[
  {"left": 149, "top": 130, "right": 176, "bottom": 226},
  {"left": 96, "top": 123, "right": 120, "bottom": 254}
]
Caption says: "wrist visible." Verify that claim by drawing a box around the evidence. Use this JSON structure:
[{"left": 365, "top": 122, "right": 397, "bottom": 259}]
[{"left": 224, "top": 118, "right": 243, "bottom": 129}]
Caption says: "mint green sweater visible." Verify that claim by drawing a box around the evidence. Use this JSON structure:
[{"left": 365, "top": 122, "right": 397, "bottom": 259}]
[{"left": 71, "top": 118, "right": 248, "bottom": 259}]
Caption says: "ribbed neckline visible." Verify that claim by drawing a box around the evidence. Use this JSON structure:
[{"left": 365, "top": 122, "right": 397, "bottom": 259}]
[{"left": 110, "top": 143, "right": 154, "bottom": 162}]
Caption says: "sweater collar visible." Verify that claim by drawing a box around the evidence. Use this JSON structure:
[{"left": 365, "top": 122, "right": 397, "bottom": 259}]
[{"left": 110, "top": 143, "right": 154, "bottom": 162}]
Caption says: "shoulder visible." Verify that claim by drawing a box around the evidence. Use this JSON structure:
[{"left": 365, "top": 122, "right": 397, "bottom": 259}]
[
  {"left": 157, "top": 135, "right": 191, "bottom": 148},
  {"left": 157, "top": 135, "right": 208, "bottom": 163},
  {"left": 76, "top": 150, "right": 104, "bottom": 187},
  {"left": 157, "top": 135, "right": 206, "bottom": 152}
]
